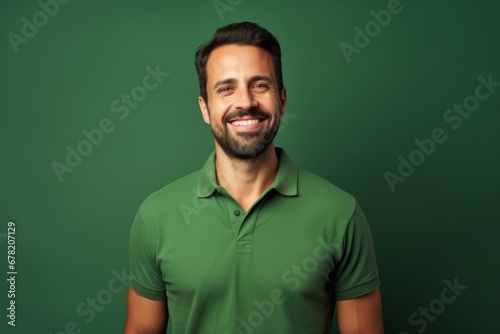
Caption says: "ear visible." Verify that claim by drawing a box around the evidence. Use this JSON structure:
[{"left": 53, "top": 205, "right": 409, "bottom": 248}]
[
  {"left": 279, "top": 88, "right": 287, "bottom": 117},
  {"left": 198, "top": 96, "right": 210, "bottom": 124}
]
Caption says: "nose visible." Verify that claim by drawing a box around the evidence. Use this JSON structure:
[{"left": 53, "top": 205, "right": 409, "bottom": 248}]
[{"left": 234, "top": 87, "right": 258, "bottom": 110}]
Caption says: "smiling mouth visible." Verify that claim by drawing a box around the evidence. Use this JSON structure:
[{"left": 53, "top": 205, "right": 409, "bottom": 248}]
[{"left": 228, "top": 118, "right": 265, "bottom": 126}]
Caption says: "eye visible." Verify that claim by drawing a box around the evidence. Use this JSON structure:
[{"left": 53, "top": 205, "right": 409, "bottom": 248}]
[
  {"left": 217, "top": 86, "right": 233, "bottom": 94},
  {"left": 252, "top": 82, "right": 270, "bottom": 91}
]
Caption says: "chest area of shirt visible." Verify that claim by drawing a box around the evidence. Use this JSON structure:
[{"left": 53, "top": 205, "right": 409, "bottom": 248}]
[{"left": 158, "top": 208, "right": 336, "bottom": 301}]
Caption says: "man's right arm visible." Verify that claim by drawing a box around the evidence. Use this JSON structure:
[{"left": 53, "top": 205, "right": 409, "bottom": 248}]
[{"left": 124, "top": 287, "right": 168, "bottom": 334}]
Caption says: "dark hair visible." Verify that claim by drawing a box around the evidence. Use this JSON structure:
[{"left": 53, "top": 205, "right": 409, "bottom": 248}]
[{"left": 195, "top": 22, "right": 284, "bottom": 102}]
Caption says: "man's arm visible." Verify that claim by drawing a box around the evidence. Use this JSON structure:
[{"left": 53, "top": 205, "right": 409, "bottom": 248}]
[
  {"left": 124, "top": 287, "right": 168, "bottom": 334},
  {"left": 336, "top": 288, "right": 384, "bottom": 334}
]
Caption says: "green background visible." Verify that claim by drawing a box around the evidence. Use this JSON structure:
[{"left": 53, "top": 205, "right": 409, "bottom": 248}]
[{"left": 1, "top": 0, "right": 499, "bottom": 333}]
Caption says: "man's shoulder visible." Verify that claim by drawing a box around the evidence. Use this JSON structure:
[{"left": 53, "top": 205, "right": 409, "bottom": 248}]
[
  {"left": 297, "top": 167, "right": 354, "bottom": 200},
  {"left": 138, "top": 169, "right": 200, "bottom": 214},
  {"left": 296, "top": 167, "right": 356, "bottom": 217}
]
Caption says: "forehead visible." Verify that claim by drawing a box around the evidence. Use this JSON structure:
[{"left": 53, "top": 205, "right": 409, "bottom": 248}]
[{"left": 206, "top": 44, "right": 275, "bottom": 82}]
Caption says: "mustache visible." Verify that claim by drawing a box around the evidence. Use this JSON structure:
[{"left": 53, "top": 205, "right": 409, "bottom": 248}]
[{"left": 223, "top": 108, "right": 270, "bottom": 123}]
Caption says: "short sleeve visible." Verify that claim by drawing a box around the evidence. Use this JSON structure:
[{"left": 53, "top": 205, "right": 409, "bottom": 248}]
[
  {"left": 332, "top": 202, "right": 380, "bottom": 300},
  {"left": 129, "top": 209, "right": 166, "bottom": 300}
]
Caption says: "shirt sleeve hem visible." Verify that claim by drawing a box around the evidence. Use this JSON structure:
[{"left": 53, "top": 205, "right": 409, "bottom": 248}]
[
  {"left": 129, "top": 279, "right": 166, "bottom": 301},
  {"left": 335, "top": 277, "right": 380, "bottom": 301}
]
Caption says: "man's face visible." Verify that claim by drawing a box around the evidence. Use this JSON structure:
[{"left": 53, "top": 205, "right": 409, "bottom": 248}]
[{"left": 198, "top": 44, "right": 286, "bottom": 160}]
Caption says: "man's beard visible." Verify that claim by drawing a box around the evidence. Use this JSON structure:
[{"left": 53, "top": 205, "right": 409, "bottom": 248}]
[{"left": 209, "top": 107, "right": 280, "bottom": 160}]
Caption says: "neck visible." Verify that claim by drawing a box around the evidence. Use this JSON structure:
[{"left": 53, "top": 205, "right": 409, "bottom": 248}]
[{"left": 214, "top": 143, "right": 279, "bottom": 212}]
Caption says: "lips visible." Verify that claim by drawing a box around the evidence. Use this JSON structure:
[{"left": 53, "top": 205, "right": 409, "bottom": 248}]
[
  {"left": 228, "top": 118, "right": 264, "bottom": 126},
  {"left": 224, "top": 108, "right": 270, "bottom": 126}
]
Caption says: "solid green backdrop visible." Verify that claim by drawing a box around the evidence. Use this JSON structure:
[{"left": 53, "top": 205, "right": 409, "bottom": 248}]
[{"left": 1, "top": 0, "right": 498, "bottom": 333}]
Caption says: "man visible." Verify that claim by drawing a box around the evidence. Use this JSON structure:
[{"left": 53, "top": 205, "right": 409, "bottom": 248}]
[{"left": 124, "top": 22, "right": 383, "bottom": 334}]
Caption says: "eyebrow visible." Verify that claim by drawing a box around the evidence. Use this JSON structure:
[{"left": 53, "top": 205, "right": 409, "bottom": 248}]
[{"left": 212, "top": 75, "right": 274, "bottom": 91}]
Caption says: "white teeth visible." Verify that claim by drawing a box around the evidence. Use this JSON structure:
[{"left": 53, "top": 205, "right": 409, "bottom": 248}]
[{"left": 232, "top": 119, "right": 260, "bottom": 126}]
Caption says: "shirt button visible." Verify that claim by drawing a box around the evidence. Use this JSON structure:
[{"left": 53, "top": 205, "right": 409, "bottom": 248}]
[{"left": 234, "top": 209, "right": 241, "bottom": 216}]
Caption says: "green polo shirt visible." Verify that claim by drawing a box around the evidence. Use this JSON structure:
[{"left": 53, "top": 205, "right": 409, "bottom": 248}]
[{"left": 129, "top": 148, "right": 380, "bottom": 334}]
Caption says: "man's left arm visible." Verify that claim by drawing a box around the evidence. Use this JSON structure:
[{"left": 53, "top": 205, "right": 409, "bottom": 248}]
[
  {"left": 332, "top": 201, "right": 383, "bottom": 333},
  {"left": 336, "top": 288, "right": 384, "bottom": 334}
]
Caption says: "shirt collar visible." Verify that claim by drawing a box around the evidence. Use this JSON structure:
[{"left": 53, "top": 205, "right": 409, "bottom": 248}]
[{"left": 197, "top": 147, "right": 298, "bottom": 198}]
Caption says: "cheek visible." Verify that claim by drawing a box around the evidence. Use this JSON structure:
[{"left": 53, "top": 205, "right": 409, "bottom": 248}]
[
  {"left": 263, "top": 96, "right": 282, "bottom": 115},
  {"left": 209, "top": 101, "right": 231, "bottom": 120}
]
